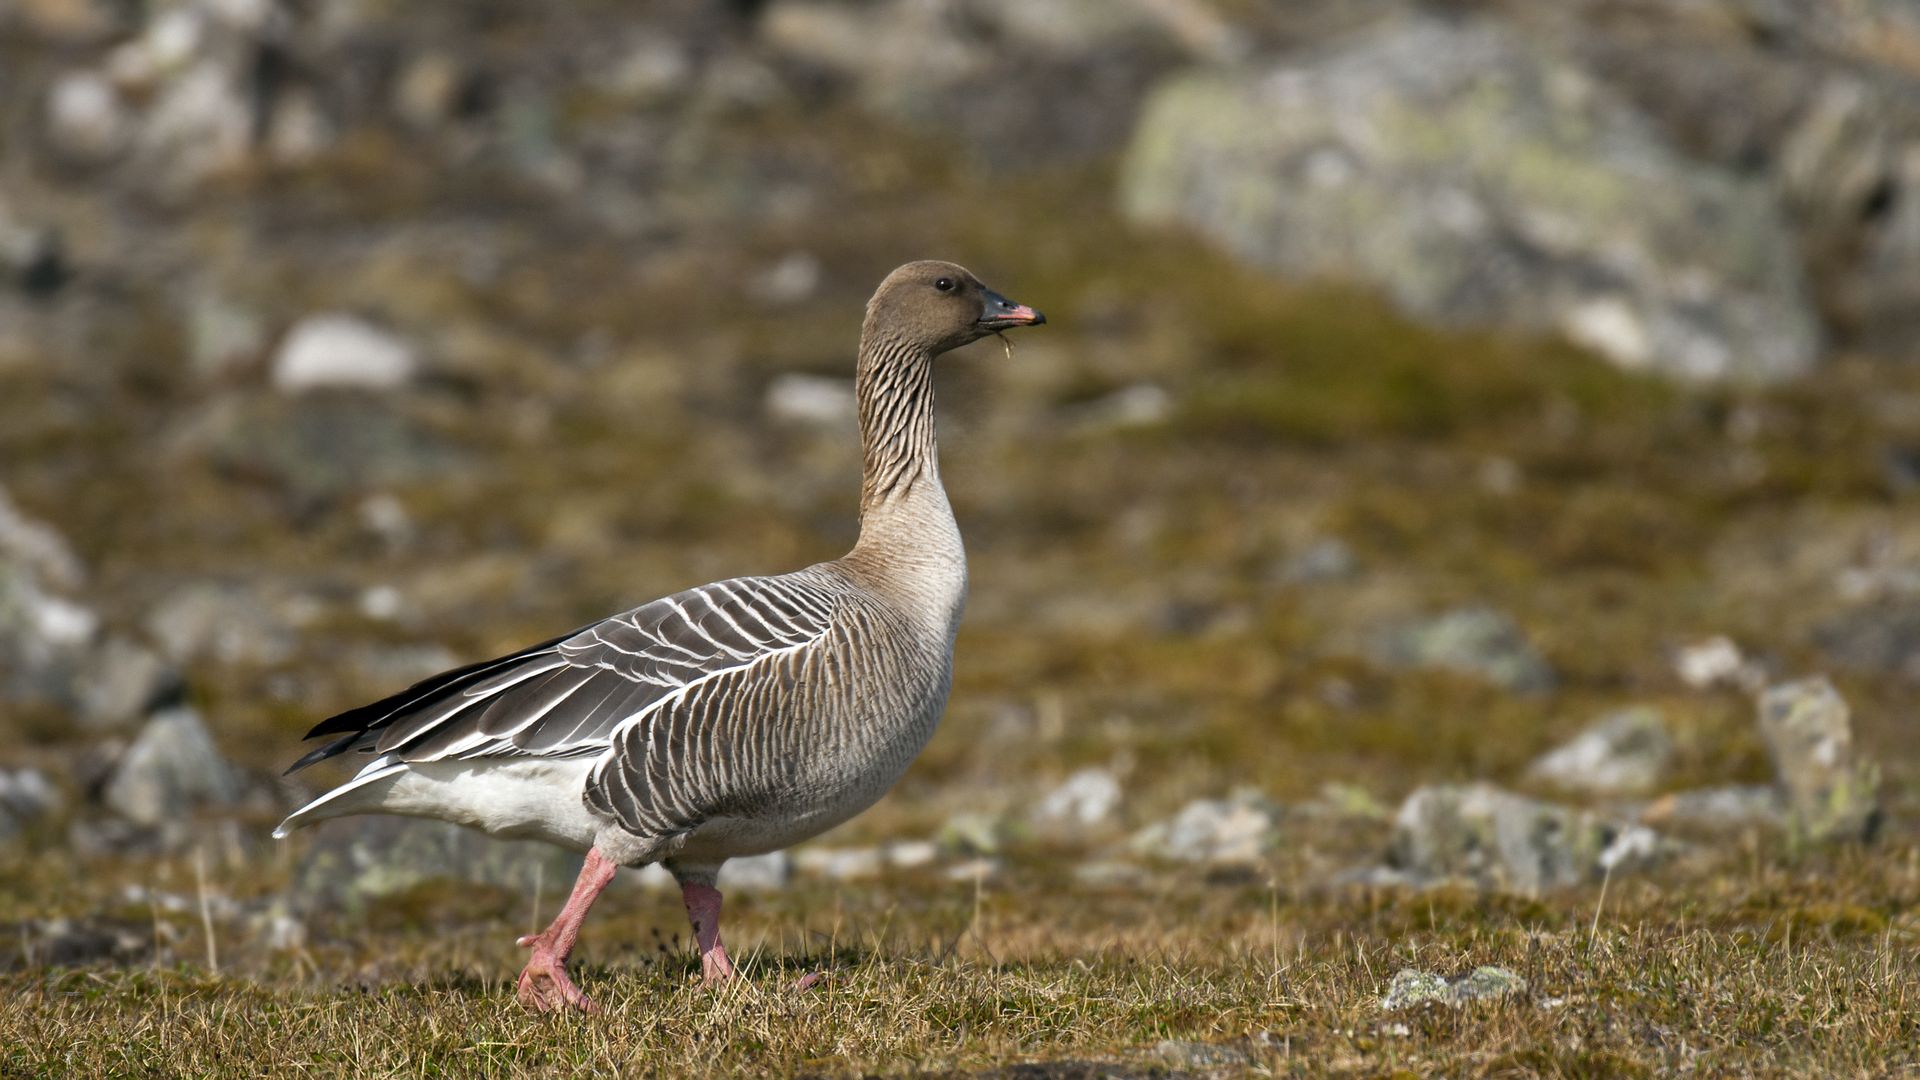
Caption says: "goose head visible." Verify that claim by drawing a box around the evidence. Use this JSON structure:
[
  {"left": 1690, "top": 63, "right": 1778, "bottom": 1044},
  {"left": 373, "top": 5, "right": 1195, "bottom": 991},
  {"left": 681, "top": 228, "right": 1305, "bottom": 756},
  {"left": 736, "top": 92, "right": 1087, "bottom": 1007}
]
[{"left": 864, "top": 260, "right": 1045, "bottom": 357}]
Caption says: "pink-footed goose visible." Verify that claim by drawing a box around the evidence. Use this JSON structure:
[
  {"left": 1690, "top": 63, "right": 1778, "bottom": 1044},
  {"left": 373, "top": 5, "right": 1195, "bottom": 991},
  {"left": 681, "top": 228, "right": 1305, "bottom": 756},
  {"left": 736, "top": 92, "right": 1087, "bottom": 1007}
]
[{"left": 276, "top": 261, "right": 1044, "bottom": 1011}]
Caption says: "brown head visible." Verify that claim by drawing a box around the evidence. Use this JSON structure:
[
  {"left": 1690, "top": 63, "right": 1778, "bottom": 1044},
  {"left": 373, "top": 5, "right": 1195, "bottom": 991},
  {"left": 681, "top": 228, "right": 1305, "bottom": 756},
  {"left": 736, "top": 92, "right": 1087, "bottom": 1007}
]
[{"left": 862, "top": 260, "right": 1045, "bottom": 356}]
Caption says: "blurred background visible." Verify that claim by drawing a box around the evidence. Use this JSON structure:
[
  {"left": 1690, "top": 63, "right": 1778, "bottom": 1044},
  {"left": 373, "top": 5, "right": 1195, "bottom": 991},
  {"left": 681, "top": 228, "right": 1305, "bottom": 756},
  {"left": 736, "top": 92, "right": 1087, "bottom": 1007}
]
[{"left": 0, "top": 0, "right": 1915, "bottom": 942}]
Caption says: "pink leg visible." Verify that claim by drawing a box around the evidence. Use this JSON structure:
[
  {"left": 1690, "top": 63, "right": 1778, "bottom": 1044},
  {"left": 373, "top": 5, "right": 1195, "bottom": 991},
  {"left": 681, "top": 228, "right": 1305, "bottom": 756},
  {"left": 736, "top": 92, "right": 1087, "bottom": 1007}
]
[
  {"left": 515, "top": 847, "right": 618, "bottom": 1013},
  {"left": 679, "top": 882, "right": 735, "bottom": 985}
]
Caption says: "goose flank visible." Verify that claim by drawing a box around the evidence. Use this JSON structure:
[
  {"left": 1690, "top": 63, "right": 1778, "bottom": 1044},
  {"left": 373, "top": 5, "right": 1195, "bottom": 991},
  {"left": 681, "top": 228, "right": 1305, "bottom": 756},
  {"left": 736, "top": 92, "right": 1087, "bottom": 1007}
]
[{"left": 275, "top": 260, "right": 1045, "bottom": 1012}]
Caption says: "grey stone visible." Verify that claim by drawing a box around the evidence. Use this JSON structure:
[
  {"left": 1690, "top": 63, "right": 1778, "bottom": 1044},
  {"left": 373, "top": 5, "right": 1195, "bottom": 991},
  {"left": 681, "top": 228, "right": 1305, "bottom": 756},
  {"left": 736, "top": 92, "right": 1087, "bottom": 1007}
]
[
  {"left": 44, "top": 69, "right": 128, "bottom": 162},
  {"left": 145, "top": 581, "right": 296, "bottom": 666},
  {"left": 1640, "top": 785, "right": 1786, "bottom": 833},
  {"left": 1065, "top": 384, "right": 1174, "bottom": 432},
  {"left": 722, "top": 851, "right": 791, "bottom": 891},
  {"left": 272, "top": 314, "right": 419, "bottom": 393},
  {"left": 290, "top": 816, "right": 583, "bottom": 915},
  {"left": 0, "top": 484, "right": 97, "bottom": 710},
  {"left": 1384, "top": 965, "right": 1529, "bottom": 1010},
  {"left": 1372, "top": 606, "right": 1555, "bottom": 692},
  {"left": 760, "top": 0, "right": 1196, "bottom": 170},
  {"left": 185, "top": 292, "right": 267, "bottom": 378},
  {"left": 1279, "top": 538, "right": 1359, "bottom": 585},
  {"left": 0, "top": 766, "right": 62, "bottom": 843},
  {"left": 1557, "top": 4, "right": 1920, "bottom": 363},
  {"left": 101, "top": 706, "right": 240, "bottom": 826},
  {"left": 77, "top": 636, "right": 178, "bottom": 731},
  {"left": 1813, "top": 601, "right": 1920, "bottom": 683},
  {"left": 764, "top": 373, "right": 856, "bottom": 429},
  {"left": 1389, "top": 783, "right": 1666, "bottom": 892},
  {"left": 1120, "top": 17, "right": 1820, "bottom": 381},
  {"left": 1527, "top": 706, "right": 1673, "bottom": 796},
  {"left": 793, "top": 845, "right": 884, "bottom": 880},
  {"left": 167, "top": 393, "right": 461, "bottom": 505},
  {"left": 885, "top": 840, "right": 939, "bottom": 869},
  {"left": 938, "top": 811, "right": 1006, "bottom": 855},
  {"left": 133, "top": 60, "right": 253, "bottom": 193},
  {"left": 1756, "top": 677, "right": 1881, "bottom": 843},
  {"left": 1131, "top": 790, "right": 1281, "bottom": 864},
  {"left": 1032, "top": 767, "right": 1123, "bottom": 829}
]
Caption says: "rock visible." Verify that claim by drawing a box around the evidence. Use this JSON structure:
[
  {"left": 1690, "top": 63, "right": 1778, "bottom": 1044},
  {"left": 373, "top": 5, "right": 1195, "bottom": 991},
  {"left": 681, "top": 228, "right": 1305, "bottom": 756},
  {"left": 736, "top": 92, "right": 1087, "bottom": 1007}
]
[
  {"left": 1372, "top": 606, "right": 1555, "bottom": 693},
  {"left": 0, "top": 483, "right": 85, "bottom": 590},
  {"left": 292, "top": 817, "right": 583, "bottom": 914},
  {"left": 1278, "top": 538, "right": 1358, "bottom": 585},
  {"left": 1813, "top": 601, "right": 1920, "bottom": 683},
  {"left": 1527, "top": 706, "right": 1673, "bottom": 796},
  {"left": 1065, "top": 384, "right": 1174, "bottom": 431},
  {"left": 0, "top": 485, "right": 97, "bottom": 708},
  {"left": 938, "top": 811, "right": 1006, "bottom": 856},
  {"left": 1073, "top": 859, "right": 1149, "bottom": 886},
  {"left": 272, "top": 315, "right": 420, "bottom": 393},
  {"left": 599, "top": 38, "right": 694, "bottom": 108},
  {"left": 145, "top": 581, "right": 296, "bottom": 666},
  {"left": 44, "top": 69, "right": 129, "bottom": 162},
  {"left": 169, "top": 394, "right": 460, "bottom": 504},
  {"left": 1383, "top": 966, "right": 1528, "bottom": 1010},
  {"left": 1032, "top": 767, "right": 1123, "bottom": 829},
  {"left": 722, "top": 851, "right": 791, "bottom": 891},
  {"left": 761, "top": 0, "right": 1195, "bottom": 170},
  {"left": 1552, "top": 5, "right": 1920, "bottom": 363},
  {"left": 747, "top": 251, "right": 822, "bottom": 307},
  {"left": 1152, "top": 1036, "right": 1266, "bottom": 1069},
  {"left": 885, "top": 840, "right": 939, "bottom": 869},
  {"left": 1389, "top": 783, "right": 1667, "bottom": 892},
  {"left": 1755, "top": 678, "right": 1881, "bottom": 843},
  {"left": 1641, "top": 785, "right": 1785, "bottom": 833},
  {"left": 1674, "top": 635, "right": 1764, "bottom": 690},
  {"left": 14, "top": 918, "right": 153, "bottom": 968},
  {"left": 393, "top": 53, "right": 467, "bottom": 128},
  {"left": 793, "top": 845, "right": 884, "bottom": 880},
  {"left": 1120, "top": 17, "right": 1820, "bottom": 381},
  {"left": 185, "top": 292, "right": 267, "bottom": 379},
  {"left": 764, "top": 373, "right": 857, "bottom": 429},
  {"left": 1131, "top": 790, "right": 1281, "bottom": 864},
  {"left": 0, "top": 766, "right": 62, "bottom": 843},
  {"left": 133, "top": 60, "right": 253, "bottom": 192},
  {"left": 76, "top": 636, "right": 179, "bottom": 730},
  {"left": 101, "top": 706, "right": 240, "bottom": 826}
]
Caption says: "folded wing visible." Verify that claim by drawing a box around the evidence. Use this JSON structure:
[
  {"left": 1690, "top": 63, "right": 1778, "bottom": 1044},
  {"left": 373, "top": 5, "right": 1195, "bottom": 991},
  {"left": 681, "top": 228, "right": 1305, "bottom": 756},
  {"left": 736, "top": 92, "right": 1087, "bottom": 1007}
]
[{"left": 286, "top": 573, "right": 841, "bottom": 773}]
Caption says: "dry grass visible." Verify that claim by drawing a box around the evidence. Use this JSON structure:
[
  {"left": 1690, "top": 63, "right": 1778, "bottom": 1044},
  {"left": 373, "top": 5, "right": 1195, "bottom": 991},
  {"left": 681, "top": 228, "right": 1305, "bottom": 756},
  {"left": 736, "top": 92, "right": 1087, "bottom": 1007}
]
[{"left": 4, "top": 843, "right": 1918, "bottom": 1077}]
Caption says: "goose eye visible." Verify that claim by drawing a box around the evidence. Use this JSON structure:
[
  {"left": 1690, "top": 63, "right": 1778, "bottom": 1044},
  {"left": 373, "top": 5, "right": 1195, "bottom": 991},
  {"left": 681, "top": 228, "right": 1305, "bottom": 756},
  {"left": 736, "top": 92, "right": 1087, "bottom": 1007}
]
[{"left": 934, "top": 277, "right": 955, "bottom": 293}]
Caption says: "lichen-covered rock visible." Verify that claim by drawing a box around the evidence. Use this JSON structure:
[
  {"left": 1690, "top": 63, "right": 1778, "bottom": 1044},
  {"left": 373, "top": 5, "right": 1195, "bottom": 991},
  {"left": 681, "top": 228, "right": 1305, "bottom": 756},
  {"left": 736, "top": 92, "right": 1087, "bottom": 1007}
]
[
  {"left": 1527, "top": 706, "right": 1673, "bottom": 795},
  {"left": 1756, "top": 677, "right": 1881, "bottom": 843},
  {"left": 1131, "top": 789, "right": 1281, "bottom": 864},
  {"left": 1372, "top": 607, "right": 1555, "bottom": 693},
  {"left": 1383, "top": 965, "right": 1529, "bottom": 1010},
  {"left": 1119, "top": 17, "right": 1820, "bottom": 381},
  {"left": 1389, "top": 783, "right": 1666, "bottom": 892},
  {"left": 760, "top": 0, "right": 1217, "bottom": 169},
  {"left": 1552, "top": 0, "right": 1920, "bottom": 363}
]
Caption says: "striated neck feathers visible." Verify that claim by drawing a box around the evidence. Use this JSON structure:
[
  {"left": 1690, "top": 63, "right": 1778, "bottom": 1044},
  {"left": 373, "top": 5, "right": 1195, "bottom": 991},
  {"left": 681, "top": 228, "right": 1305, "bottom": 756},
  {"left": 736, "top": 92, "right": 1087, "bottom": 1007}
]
[
  {"left": 854, "top": 329, "right": 940, "bottom": 511},
  {"left": 845, "top": 325, "right": 966, "bottom": 629}
]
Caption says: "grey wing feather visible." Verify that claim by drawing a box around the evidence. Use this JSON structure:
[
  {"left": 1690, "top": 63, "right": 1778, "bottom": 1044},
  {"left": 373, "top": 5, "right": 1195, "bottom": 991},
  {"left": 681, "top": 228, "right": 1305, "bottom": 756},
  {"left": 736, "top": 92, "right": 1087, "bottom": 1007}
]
[{"left": 293, "top": 572, "right": 840, "bottom": 770}]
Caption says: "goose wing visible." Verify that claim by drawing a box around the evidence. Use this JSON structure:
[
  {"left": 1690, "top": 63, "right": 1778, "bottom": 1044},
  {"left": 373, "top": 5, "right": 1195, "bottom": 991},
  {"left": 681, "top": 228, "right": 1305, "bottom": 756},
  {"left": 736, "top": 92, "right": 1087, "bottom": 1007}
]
[{"left": 286, "top": 572, "right": 841, "bottom": 772}]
